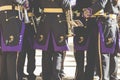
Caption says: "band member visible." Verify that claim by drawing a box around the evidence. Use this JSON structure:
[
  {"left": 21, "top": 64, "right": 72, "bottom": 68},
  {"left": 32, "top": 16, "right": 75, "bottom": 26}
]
[
  {"left": 72, "top": 0, "right": 90, "bottom": 79},
  {"left": 33, "top": 0, "right": 74, "bottom": 80},
  {"left": 17, "top": 0, "right": 36, "bottom": 80},
  {"left": 0, "top": 0, "right": 25, "bottom": 80},
  {"left": 83, "top": 0, "right": 120, "bottom": 80}
]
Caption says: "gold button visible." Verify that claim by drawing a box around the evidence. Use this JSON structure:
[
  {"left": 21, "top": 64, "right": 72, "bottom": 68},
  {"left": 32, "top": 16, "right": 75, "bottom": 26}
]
[
  {"left": 4, "top": 11, "right": 7, "bottom": 13},
  {"left": 57, "top": 15, "right": 60, "bottom": 17},
  {"left": 6, "top": 19, "right": 8, "bottom": 21},
  {"left": 16, "top": 16, "right": 18, "bottom": 18},
  {"left": 59, "top": 21, "right": 62, "bottom": 23}
]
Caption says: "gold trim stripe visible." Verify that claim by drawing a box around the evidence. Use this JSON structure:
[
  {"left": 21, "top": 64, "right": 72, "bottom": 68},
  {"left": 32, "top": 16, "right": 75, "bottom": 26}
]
[
  {"left": 0, "top": 5, "right": 19, "bottom": 11},
  {"left": 93, "top": 14, "right": 116, "bottom": 19},
  {"left": 43, "top": 8, "right": 63, "bottom": 13}
]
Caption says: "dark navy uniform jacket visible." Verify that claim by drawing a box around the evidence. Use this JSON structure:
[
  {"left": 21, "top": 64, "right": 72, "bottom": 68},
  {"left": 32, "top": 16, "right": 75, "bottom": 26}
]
[
  {"left": 0, "top": 0, "right": 25, "bottom": 51},
  {"left": 88, "top": 0, "right": 120, "bottom": 53},
  {"left": 28, "top": 0, "right": 34, "bottom": 12},
  {"left": 72, "top": 0, "right": 94, "bottom": 50},
  {"left": 89, "top": 0, "right": 120, "bottom": 15},
  {"left": 34, "top": 0, "right": 70, "bottom": 51},
  {"left": 0, "top": 0, "right": 16, "bottom": 6}
]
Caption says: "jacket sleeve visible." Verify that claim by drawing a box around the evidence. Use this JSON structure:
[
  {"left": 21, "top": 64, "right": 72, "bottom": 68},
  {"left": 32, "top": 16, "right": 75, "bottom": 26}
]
[
  {"left": 88, "top": 0, "right": 108, "bottom": 15},
  {"left": 61, "top": 0, "right": 70, "bottom": 11},
  {"left": 33, "top": 0, "right": 41, "bottom": 17},
  {"left": 118, "top": 0, "right": 120, "bottom": 11}
]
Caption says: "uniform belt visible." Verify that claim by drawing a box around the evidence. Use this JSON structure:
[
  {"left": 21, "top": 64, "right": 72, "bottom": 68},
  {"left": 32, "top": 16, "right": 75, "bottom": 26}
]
[
  {"left": 28, "top": 12, "right": 34, "bottom": 17},
  {"left": 43, "top": 8, "right": 63, "bottom": 13},
  {"left": 0, "top": 5, "right": 20, "bottom": 11}
]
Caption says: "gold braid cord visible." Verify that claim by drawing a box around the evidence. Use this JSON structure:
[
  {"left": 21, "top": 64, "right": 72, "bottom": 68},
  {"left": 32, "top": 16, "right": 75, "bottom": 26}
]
[
  {"left": 98, "top": 33, "right": 103, "bottom": 80},
  {"left": 65, "top": 5, "right": 84, "bottom": 37},
  {"left": 65, "top": 10, "right": 74, "bottom": 37}
]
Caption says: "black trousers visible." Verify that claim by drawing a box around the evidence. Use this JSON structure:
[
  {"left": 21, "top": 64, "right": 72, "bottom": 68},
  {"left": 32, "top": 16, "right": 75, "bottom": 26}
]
[
  {"left": 17, "top": 49, "right": 35, "bottom": 79},
  {"left": 0, "top": 52, "right": 17, "bottom": 80},
  {"left": 74, "top": 50, "right": 85, "bottom": 80},
  {"left": 84, "top": 18, "right": 119, "bottom": 80},
  {"left": 17, "top": 23, "right": 36, "bottom": 80},
  {"left": 42, "top": 36, "right": 63, "bottom": 80},
  {"left": 84, "top": 18, "right": 98, "bottom": 80},
  {"left": 42, "top": 51, "right": 63, "bottom": 80}
]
